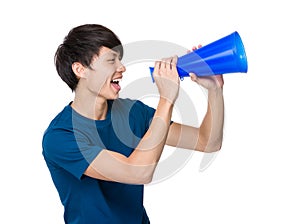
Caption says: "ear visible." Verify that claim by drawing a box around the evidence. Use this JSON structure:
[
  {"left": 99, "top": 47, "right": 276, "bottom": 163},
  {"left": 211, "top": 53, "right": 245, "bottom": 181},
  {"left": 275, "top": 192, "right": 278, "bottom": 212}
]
[{"left": 72, "top": 62, "right": 87, "bottom": 78}]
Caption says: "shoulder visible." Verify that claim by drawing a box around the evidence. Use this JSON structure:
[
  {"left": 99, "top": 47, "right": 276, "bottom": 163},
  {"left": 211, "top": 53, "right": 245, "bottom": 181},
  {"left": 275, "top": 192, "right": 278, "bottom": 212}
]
[
  {"left": 43, "top": 104, "right": 73, "bottom": 134},
  {"left": 42, "top": 105, "right": 74, "bottom": 153}
]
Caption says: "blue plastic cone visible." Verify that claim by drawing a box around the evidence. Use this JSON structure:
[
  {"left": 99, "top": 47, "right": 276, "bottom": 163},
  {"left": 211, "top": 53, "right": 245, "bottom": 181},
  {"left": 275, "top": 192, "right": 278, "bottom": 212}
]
[{"left": 149, "top": 31, "right": 248, "bottom": 82}]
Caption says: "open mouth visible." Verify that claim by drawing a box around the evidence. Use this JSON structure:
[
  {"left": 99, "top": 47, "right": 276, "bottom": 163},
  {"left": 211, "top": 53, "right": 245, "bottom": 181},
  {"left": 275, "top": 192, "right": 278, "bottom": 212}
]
[
  {"left": 110, "top": 79, "right": 121, "bottom": 85},
  {"left": 110, "top": 78, "right": 122, "bottom": 91}
]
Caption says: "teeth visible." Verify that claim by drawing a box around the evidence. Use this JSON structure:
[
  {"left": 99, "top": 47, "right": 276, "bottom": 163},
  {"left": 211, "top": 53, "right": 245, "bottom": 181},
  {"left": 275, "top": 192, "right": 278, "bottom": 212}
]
[{"left": 112, "top": 79, "right": 121, "bottom": 82}]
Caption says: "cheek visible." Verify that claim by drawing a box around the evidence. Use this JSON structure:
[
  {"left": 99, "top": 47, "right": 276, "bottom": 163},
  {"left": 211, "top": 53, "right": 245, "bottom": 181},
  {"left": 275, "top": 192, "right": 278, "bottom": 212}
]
[
  {"left": 92, "top": 60, "right": 115, "bottom": 80},
  {"left": 87, "top": 68, "right": 114, "bottom": 91}
]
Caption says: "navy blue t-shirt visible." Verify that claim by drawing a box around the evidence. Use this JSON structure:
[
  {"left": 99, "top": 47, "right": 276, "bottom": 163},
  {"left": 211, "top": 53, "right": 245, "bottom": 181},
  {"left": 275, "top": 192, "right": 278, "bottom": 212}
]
[{"left": 42, "top": 99, "right": 155, "bottom": 224}]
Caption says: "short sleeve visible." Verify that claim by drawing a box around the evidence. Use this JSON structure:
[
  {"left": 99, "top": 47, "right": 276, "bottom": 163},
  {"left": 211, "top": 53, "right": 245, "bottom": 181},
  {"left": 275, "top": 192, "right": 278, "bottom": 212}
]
[{"left": 42, "top": 128, "right": 102, "bottom": 180}]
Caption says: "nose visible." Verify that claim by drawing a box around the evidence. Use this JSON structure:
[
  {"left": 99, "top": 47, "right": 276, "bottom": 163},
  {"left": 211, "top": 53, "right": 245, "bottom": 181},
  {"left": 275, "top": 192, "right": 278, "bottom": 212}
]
[{"left": 117, "top": 61, "right": 126, "bottom": 73}]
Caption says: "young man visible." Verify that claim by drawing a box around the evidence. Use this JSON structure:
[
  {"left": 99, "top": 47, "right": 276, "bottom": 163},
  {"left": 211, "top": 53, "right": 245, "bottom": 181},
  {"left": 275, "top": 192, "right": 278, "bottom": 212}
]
[{"left": 42, "top": 24, "right": 224, "bottom": 224}]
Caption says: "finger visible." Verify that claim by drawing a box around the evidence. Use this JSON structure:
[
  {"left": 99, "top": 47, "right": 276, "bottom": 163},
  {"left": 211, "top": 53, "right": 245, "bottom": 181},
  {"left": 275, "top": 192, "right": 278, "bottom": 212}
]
[
  {"left": 164, "top": 57, "right": 173, "bottom": 69},
  {"left": 215, "top": 74, "right": 224, "bottom": 85},
  {"left": 171, "top": 55, "right": 178, "bottom": 69},
  {"left": 160, "top": 58, "right": 168, "bottom": 70},
  {"left": 189, "top": 73, "right": 197, "bottom": 82},
  {"left": 153, "top": 61, "right": 161, "bottom": 76}
]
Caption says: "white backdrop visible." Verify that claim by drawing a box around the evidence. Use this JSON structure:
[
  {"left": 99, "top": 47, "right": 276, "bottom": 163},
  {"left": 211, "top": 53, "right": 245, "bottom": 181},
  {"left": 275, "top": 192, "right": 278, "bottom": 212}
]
[{"left": 1, "top": 0, "right": 299, "bottom": 223}]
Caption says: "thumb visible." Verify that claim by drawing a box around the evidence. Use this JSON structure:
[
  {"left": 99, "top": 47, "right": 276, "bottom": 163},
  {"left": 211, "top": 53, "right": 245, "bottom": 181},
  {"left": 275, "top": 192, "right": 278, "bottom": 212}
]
[{"left": 189, "top": 73, "right": 197, "bottom": 81}]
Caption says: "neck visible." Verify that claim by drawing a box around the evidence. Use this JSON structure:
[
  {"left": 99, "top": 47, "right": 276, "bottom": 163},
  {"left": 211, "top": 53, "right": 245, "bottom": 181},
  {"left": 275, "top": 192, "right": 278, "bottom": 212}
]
[{"left": 71, "top": 92, "right": 108, "bottom": 120}]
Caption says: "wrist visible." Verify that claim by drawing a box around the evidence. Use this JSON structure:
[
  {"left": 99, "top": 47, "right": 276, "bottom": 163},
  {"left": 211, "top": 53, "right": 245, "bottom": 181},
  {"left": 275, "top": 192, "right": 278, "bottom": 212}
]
[
  {"left": 207, "top": 88, "right": 224, "bottom": 102},
  {"left": 159, "top": 96, "right": 175, "bottom": 107},
  {"left": 156, "top": 97, "right": 174, "bottom": 120},
  {"left": 208, "top": 86, "right": 223, "bottom": 94}
]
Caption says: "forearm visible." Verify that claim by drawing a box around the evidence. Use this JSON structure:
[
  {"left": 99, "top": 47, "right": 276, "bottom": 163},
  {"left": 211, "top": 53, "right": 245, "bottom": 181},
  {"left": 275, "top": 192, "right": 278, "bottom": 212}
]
[
  {"left": 130, "top": 97, "right": 173, "bottom": 164},
  {"left": 199, "top": 88, "right": 224, "bottom": 152}
]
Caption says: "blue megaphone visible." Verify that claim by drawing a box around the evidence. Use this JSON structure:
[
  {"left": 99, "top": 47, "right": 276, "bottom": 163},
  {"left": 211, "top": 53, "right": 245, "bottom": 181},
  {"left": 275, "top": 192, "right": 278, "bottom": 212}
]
[{"left": 149, "top": 31, "right": 248, "bottom": 82}]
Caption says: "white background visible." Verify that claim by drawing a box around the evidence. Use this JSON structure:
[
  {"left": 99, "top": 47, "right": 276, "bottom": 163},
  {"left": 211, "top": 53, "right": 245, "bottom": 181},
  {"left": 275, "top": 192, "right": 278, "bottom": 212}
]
[{"left": 1, "top": 0, "right": 299, "bottom": 223}]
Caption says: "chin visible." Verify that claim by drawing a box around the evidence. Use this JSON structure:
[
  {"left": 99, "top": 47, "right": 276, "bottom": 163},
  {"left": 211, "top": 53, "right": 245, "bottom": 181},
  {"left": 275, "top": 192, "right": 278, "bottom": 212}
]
[{"left": 107, "top": 93, "right": 120, "bottom": 100}]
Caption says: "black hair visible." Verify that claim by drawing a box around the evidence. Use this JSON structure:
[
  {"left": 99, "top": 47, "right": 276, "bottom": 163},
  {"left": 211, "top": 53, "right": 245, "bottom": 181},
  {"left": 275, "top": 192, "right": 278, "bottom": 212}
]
[{"left": 54, "top": 24, "right": 123, "bottom": 91}]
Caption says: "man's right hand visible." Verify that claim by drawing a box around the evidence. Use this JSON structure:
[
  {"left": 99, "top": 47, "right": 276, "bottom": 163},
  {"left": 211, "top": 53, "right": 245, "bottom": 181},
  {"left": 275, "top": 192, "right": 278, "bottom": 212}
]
[{"left": 152, "top": 56, "right": 180, "bottom": 104}]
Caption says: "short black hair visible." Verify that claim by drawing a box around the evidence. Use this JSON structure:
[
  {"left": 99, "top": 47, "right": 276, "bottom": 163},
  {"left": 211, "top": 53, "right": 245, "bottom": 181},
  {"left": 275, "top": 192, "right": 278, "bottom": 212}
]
[{"left": 54, "top": 24, "right": 123, "bottom": 91}]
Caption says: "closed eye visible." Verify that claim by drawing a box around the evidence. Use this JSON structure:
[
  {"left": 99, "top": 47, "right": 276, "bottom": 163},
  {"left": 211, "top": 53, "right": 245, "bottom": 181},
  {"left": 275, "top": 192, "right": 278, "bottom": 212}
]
[{"left": 108, "top": 58, "right": 116, "bottom": 63}]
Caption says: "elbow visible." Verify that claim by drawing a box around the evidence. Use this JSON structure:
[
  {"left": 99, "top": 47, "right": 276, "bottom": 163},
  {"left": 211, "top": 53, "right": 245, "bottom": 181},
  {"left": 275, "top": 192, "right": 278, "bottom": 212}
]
[
  {"left": 129, "top": 166, "right": 155, "bottom": 185},
  {"left": 133, "top": 173, "right": 153, "bottom": 185},
  {"left": 197, "top": 128, "right": 224, "bottom": 153},
  {"left": 132, "top": 170, "right": 153, "bottom": 184},
  {"left": 199, "top": 136, "right": 223, "bottom": 153},
  {"left": 141, "top": 175, "right": 153, "bottom": 184},
  {"left": 205, "top": 142, "right": 222, "bottom": 153},
  {"left": 205, "top": 137, "right": 223, "bottom": 153}
]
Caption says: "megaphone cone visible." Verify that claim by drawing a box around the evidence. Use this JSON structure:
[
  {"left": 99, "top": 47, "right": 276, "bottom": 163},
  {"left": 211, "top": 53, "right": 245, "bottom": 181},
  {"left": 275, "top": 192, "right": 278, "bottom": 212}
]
[{"left": 149, "top": 31, "right": 248, "bottom": 82}]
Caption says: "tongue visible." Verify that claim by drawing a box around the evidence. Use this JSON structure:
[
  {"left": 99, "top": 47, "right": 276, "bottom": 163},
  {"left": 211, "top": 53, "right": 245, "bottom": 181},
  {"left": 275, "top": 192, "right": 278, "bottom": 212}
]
[{"left": 111, "top": 82, "right": 121, "bottom": 91}]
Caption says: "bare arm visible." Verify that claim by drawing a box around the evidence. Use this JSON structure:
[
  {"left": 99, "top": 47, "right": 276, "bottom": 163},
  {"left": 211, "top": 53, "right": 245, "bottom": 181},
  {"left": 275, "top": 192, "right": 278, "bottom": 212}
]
[
  {"left": 85, "top": 56, "right": 180, "bottom": 184},
  {"left": 167, "top": 44, "right": 224, "bottom": 152},
  {"left": 166, "top": 82, "right": 224, "bottom": 152}
]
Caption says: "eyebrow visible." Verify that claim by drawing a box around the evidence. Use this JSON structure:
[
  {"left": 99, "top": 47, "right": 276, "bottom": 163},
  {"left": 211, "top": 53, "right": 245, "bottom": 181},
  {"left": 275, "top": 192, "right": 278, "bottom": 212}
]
[
  {"left": 99, "top": 49, "right": 121, "bottom": 60},
  {"left": 108, "top": 51, "right": 121, "bottom": 59}
]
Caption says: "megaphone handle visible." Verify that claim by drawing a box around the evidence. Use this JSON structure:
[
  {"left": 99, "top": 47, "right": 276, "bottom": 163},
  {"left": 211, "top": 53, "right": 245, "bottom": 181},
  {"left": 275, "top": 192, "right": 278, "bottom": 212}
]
[{"left": 149, "top": 66, "right": 189, "bottom": 82}]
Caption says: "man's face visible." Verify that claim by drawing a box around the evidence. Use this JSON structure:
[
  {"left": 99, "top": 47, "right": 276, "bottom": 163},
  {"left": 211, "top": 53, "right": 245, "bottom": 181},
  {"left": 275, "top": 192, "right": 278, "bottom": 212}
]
[{"left": 84, "top": 47, "right": 125, "bottom": 100}]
